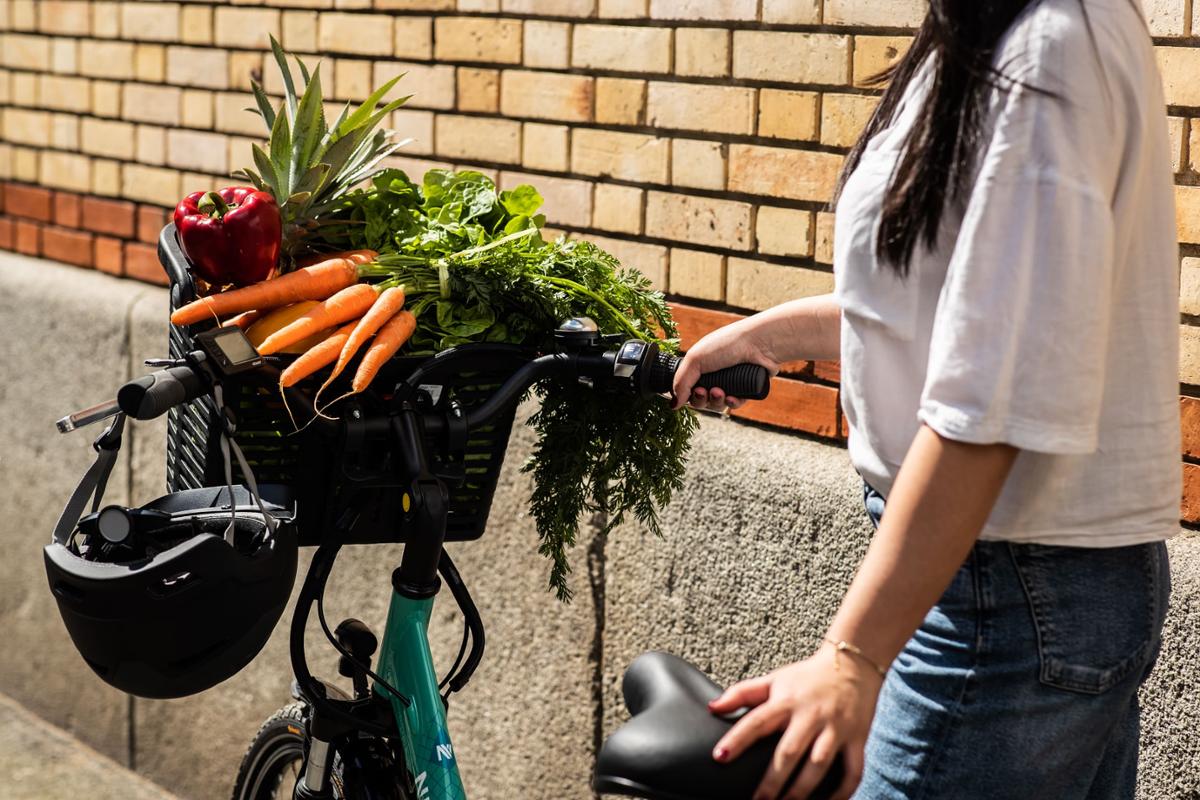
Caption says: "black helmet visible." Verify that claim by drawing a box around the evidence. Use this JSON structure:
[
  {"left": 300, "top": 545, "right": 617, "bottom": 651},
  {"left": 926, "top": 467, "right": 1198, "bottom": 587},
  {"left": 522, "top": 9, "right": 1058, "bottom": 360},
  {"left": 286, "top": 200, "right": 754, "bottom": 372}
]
[{"left": 45, "top": 415, "right": 298, "bottom": 699}]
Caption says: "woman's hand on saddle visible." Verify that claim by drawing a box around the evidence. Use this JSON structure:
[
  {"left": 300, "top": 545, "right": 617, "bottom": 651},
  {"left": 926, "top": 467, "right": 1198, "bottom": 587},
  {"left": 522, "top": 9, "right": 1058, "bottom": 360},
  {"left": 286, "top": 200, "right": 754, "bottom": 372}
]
[
  {"left": 708, "top": 645, "right": 883, "bottom": 800},
  {"left": 671, "top": 318, "right": 781, "bottom": 412}
]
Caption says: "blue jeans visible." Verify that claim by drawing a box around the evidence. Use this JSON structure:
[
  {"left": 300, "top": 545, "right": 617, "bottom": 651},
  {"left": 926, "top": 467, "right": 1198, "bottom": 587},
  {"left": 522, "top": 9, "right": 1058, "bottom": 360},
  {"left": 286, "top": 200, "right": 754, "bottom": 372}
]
[{"left": 854, "top": 484, "right": 1170, "bottom": 800}]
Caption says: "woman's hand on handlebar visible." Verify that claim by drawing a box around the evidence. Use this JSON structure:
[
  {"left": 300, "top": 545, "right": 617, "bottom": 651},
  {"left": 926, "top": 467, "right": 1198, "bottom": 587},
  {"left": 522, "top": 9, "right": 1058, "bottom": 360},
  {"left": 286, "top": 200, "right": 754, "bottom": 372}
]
[
  {"left": 671, "top": 318, "right": 780, "bottom": 411},
  {"left": 707, "top": 646, "right": 882, "bottom": 800}
]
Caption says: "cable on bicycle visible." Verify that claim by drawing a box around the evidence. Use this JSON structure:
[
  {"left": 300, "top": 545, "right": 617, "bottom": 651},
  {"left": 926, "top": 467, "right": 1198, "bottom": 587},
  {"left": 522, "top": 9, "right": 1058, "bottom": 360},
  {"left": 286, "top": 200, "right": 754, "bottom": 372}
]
[{"left": 439, "top": 618, "right": 470, "bottom": 697}]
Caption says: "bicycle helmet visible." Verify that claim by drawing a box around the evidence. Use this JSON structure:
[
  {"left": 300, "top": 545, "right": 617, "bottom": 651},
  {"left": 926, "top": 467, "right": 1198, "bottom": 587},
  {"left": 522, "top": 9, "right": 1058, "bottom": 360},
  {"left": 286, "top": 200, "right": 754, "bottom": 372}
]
[{"left": 44, "top": 414, "right": 298, "bottom": 699}]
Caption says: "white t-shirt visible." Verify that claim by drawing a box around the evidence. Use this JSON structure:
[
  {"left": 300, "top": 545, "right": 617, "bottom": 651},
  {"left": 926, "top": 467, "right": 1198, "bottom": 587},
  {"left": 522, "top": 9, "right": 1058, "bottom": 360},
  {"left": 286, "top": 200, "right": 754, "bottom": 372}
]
[{"left": 835, "top": 0, "right": 1180, "bottom": 546}]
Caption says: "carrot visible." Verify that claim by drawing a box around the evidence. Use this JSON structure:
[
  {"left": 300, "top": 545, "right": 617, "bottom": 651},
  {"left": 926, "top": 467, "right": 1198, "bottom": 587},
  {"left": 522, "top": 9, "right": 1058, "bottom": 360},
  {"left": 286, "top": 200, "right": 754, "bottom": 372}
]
[
  {"left": 297, "top": 249, "right": 377, "bottom": 268},
  {"left": 256, "top": 283, "right": 379, "bottom": 356},
  {"left": 352, "top": 310, "right": 417, "bottom": 393},
  {"left": 170, "top": 257, "right": 360, "bottom": 326},
  {"left": 225, "top": 309, "right": 265, "bottom": 330},
  {"left": 279, "top": 321, "right": 359, "bottom": 388},
  {"left": 316, "top": 285, "right": 406, "bottom": 399}
]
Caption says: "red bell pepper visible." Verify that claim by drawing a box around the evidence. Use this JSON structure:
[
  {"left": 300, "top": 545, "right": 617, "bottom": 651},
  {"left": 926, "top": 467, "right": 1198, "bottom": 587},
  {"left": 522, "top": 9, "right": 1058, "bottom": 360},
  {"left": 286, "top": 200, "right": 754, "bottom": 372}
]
[{"left": 173, "top": 187, "right": 282, "bottom": 287}]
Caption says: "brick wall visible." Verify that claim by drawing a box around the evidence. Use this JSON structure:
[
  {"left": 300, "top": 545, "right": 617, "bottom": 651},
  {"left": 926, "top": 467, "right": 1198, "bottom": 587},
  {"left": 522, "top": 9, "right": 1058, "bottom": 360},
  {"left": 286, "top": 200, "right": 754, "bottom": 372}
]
[{"left": 2, "top": 0, "right": 1200, "bottom": 521}]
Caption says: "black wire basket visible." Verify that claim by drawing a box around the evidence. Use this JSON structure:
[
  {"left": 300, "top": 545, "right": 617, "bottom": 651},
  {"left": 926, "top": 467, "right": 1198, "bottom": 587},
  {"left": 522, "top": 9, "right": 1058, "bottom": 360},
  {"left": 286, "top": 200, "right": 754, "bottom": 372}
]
[{"left": 158, "top": 224, "right": 521, "bottom": 546}]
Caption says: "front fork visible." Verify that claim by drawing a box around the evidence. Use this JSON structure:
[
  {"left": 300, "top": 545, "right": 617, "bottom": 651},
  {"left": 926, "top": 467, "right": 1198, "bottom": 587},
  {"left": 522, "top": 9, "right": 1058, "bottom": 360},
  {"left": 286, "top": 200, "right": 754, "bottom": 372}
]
[{"left": 375, "top": 591, "right": 467, "bottom": 800}]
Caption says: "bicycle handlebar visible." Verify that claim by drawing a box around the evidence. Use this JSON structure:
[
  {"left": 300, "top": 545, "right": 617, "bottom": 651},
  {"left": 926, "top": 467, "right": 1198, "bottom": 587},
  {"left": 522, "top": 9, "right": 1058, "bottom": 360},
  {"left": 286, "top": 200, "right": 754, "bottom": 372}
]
[{"left": 117, "top": 365, "right": 208, "bottom": 421}]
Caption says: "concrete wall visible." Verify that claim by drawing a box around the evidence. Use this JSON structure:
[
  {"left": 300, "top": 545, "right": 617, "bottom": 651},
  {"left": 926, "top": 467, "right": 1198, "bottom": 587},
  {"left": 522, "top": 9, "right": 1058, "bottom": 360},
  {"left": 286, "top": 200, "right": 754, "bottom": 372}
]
[{"left": 2, "top": 256, "right": 1198, "bottom": 799}]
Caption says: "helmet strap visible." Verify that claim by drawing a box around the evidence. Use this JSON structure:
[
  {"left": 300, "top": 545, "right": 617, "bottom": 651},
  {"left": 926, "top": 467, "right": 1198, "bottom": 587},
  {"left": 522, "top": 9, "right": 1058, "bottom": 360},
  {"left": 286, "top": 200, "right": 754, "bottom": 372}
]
[
  {"left": 213, "top": 383, "right": 277, "bottom": 546},
  {"left": 52, "top": 414, "right": 126, "bottom": 546}
]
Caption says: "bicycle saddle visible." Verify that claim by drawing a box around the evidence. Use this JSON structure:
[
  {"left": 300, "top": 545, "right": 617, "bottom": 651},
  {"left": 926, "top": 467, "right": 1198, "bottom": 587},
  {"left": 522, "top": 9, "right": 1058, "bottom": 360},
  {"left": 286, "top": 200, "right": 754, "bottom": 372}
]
[{"left": 595, "top": 652, "right": 842, "bottom": 800}]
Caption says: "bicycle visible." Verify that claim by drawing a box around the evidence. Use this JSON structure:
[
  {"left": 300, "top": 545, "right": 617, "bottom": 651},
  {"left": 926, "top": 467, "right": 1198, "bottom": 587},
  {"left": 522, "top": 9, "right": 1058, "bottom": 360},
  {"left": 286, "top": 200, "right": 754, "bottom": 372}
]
[{"left": 48, "top": 226, "right": 842, "bottom": 800}]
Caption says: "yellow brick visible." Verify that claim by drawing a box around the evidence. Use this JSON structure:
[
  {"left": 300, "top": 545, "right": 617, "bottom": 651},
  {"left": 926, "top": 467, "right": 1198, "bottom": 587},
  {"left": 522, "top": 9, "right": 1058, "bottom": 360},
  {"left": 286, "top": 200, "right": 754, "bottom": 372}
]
[
  {"left": 595, "top": 77, "right": 645, "bottom": 125},
  {"left": 1178, "top": 185, "right": 1200, "bottom": 245},
  {"left": 854, "top": 36, "right": 911, "bottom": 87},
  {"left": 1157, "top": 47, "right": 1200, "bottom": 106},
  {"left": 375, "top": 62, "right": 455, "bottom": 110},
  {"left": 135, "top": 44, "right": 166, "bottom": 83},
  {"left": 182, "top": 89, "right": 215, "bottom": 129},
  {"left": 761, "top": 0, "right": 820, "bottom": 24},
  {"left": 756, "top": 206, "right": 814, "bottom": 257},
  {"left": 215, "top": 92, "right": 265, "bottom": 136},
  {"left": 11, "top": 0, "right": 35, "bottom": 30},
  {"left": 599, "top": 0, "right": 647, "bottom": 15},
  {"left": 1191, "top": 120, "right": 1200, "bottom": 172},
  {"left": 92, "top": 2, "right": 120, "bottom": 38},
  {"left": 121, "top": 2, "right": 180, "bottom": 42},
  {"left": 758, "top": 89, "right": 819, "bottom": 141},
  {"left": 1181, "top": 324, "right": 1200, "bottom": 384},
  {"left": 524, "top": 21, "right": 571, "bottom": 70},
  {"left": 584, "top": 233, "right": 667, "bottom": 289},
  {"left": 821, "top": 93, "right": 877, "bottom": 148},
  {"left": 649, "top": 0, "right": 755, "bottom": 20},
  {"left": 229, "top": 51, "right": 264, "bottom": 91},
  {"left": 727, "top": 259, "right": 834, "bottom": 310},
  {"left": 92, "top": 81, "right": 122, "bottom": 117},
  {"left": 459, "top": 0, "right": 500, "bottom": 10},
  {"left": 669, "top": 248, "right": 724, "bottom": 301},
  {"left": 395, "top": 17, "right": 433, "bottom": 60},
  {"left": 1144, "top": 0, "right": 1188, "bottom": 36},
  {"left": 2, "top": 108, "right": 49, "bottom": 145},
  {"left": 51, "top": 38, "right": 78, "bottom": 74},
  {"left": 1168, "top": 116, "right": 1185, "bottom": 173},
  {"left": 2, "top": 34, "right": 50, "bottom": 71},
  {"left": 167, "top": 46, "right": 229, "bottom": 89},
  {"left": 650, "top": 83, "right": 753, "bottom": 136},
  {"left": 280, "top": 10, "right": 318, "bottom": 52},
  {"left": 39, "top": 1, "right": 91, "bottom": 35},
  {"left": 40, "top": 151, "right": 90, "bottom": 192},
  {"left": 733, "top": 32, "right": 851, "bottom": 85},
  {"left": 521, "top": 122, "right": 569, "bottom": 172},
  {"left": 123, "top": 163, "right": 182, "bottom": 206},
  {"left": 1181, "top": 258, "right": 1200, "bottom": 316},
  {"left": 729, "top": 144, "right": 844, "bottom": 203},
  {"left": 814, "top": 211, "right": 835, "bottom": 264},
  {"left": 671, "top": 139, "right": 725, "bottom": 190},
  {"left": 675, "top": 28, "right": 729, "bottom": 78},
  {"left": 572, "top": 129, "right": 669, "bottom": 183},
  {"left": 436, "top": 115, "right": 522, "bottom": 164},
  {"left": 11, "top": 72, "right": 36, "bottom": 105},
  {"left": 51, "top": 113, "right": 79, "bottom": 150},
  {"left": 181, "top": 6, "right": 214, "bottom": 45},
  {"left": 123, "top": 82, "right": 181, "bottom": 125},
  {"left": 500, "top": 171, "right": 593, "bottom": 227},
  {"left": 392, "top": 108, "right": 435, "bottom": 155},
  {"left": 216, "top": 7, "right": 282, "bottom": 50},
  {"left": 91, "top": 158, "right": 121, "bottom": 196},
  {"left": 137, "top": 125, "right": 166, "bottom": 165},
  {"left": 80, "top": 117, "right": 136, "bottom": 159},
  {"left": 435, "top": 17, "right": 522, "bottom": 63},
  {"left": 0, "top": 145, "right": 11, "bottom": 181},
  {"left": 573, "top": 24, "right": 671, "bottom": 74},
  {"left": 500, "top": 70, "right": 594, "bottom": 123},
  {"left": 376, "top": 0, "right": 455, "bottom": 8},
  {"left": 502, "top": 0, "right": 595, "bottom": 14},
  {"left": 168, "top": 129, "right": 228, "bottom": 174},
  {"left": 825, "top": 0, "right": 925, "bottom": 26},
  {"left": 39, "top": 75, "right": 90, "bottom": 111},
  {"left": 646, "top": 191, "right": 752, "bottom": 250},
  {"left": 0, "top": 71, "right": 7, "bottom": 106},
  {"left": 593, "top": 184, "right": 643, "bottom": 235},
  {"left": 336, "top": 59, "right": 373, "bottom": 101},
  {"left": 13, "top": 147, "right": 39, "bottom": 183},
  {"left": 458, "top": 68, "right": 500, "bottom": 113},
  {"left": 80, "top": 40, "right": 136, "bottom": 79}
]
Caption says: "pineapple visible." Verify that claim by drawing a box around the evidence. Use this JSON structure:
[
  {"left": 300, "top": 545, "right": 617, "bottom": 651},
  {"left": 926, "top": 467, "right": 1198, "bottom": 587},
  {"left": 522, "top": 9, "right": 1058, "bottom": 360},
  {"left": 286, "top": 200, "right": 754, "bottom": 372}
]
[{"left": 233, "top": 38, "right": 410, "bottom": 267}]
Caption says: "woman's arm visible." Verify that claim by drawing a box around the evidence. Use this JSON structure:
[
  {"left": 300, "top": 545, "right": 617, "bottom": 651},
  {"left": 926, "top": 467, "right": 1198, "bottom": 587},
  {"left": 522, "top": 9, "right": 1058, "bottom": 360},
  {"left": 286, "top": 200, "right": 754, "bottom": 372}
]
[
  {"left": 672, "top": 294, "right": 841, "bottom": 411},
  {"left": 709, "top": 426, "right": 1018, "bottom": 800}
]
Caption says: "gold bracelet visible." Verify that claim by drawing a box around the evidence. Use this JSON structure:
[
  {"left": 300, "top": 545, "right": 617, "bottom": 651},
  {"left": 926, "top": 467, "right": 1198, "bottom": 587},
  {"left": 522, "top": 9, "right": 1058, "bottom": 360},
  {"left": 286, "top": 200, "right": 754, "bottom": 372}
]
[{"left": 823, "top": 637, "right": 888, "bottom": 678}]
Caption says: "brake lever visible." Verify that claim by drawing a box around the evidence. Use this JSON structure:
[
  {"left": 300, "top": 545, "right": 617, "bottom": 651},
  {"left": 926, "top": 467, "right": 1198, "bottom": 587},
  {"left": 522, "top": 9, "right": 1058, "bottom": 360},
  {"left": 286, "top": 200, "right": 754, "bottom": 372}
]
[{"left": 56, "top": 399, "right": 123, "bottom": 433}]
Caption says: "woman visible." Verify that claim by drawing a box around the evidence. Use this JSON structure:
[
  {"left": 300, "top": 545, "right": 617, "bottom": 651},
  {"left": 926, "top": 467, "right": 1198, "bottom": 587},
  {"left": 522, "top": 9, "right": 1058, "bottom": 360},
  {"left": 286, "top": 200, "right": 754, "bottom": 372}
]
[{"left": 674, "top": 1, "right": 1179, "bottom": 798}]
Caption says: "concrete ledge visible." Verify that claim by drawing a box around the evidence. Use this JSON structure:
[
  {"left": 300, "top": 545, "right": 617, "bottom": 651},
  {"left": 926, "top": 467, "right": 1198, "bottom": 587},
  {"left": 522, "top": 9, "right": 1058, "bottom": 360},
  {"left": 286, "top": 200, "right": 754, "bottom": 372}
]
[{"left": 1, "top": 255, "right": 1198, "bottom": 799}]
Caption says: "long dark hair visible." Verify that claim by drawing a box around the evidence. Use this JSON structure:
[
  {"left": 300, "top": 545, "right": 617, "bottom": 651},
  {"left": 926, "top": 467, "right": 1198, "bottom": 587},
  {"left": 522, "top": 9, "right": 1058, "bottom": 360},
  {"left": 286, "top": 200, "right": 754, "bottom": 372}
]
[{"left": 836, "top": 1, "right": 1074, "bottom": 275}]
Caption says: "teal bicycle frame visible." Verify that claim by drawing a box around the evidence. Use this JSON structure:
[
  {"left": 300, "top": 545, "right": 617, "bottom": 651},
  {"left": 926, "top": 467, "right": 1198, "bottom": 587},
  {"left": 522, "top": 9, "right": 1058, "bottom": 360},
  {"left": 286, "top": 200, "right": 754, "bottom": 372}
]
[{"left": 374, "top": 591, "right": 467, "bottom": 800}]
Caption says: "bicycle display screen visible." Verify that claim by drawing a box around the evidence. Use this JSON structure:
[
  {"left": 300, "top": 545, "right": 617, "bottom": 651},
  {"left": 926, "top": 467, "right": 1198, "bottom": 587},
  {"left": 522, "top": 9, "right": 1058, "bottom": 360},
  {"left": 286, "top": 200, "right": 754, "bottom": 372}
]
[{"left": 196, "top": 326, "right": 263, "bottom": 375}]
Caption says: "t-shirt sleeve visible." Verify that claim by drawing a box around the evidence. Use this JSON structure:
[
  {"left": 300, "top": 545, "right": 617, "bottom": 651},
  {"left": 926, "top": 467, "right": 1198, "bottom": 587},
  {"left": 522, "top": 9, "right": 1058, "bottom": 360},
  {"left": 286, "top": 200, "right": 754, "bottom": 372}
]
[{"left": 918, "top": 87, "right": 1118, "bottom": 455}]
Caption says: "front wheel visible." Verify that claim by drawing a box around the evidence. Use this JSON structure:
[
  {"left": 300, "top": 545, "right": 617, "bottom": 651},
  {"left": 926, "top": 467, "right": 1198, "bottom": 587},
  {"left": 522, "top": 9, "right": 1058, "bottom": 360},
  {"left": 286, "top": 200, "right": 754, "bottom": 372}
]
[{"left": 232, "top": 703, "right": 341, "bottom": 800}]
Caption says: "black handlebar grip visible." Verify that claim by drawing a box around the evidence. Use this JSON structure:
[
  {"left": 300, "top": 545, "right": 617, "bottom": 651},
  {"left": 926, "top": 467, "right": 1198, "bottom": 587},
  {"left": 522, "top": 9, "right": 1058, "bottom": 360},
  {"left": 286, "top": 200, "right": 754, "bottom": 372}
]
[
  {"left": 117, "top": 365, "right": 207, "bottom": 420},
  {"left": 694, "top": 363, "right": 771, "bottom": 400}
]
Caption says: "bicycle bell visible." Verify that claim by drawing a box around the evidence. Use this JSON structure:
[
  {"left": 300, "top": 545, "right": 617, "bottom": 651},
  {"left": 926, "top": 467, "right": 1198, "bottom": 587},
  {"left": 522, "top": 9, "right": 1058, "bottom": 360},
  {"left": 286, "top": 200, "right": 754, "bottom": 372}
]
[{"left": 555, "top": 317, "right": 602, "bottom": 349}]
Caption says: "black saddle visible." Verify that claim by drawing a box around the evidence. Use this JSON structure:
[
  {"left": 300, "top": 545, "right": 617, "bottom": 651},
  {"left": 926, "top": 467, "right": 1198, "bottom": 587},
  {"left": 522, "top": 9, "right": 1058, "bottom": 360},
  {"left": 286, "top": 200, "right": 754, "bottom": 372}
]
[{"left": 595, "top": 652, "right": 843, "bottom": 800}]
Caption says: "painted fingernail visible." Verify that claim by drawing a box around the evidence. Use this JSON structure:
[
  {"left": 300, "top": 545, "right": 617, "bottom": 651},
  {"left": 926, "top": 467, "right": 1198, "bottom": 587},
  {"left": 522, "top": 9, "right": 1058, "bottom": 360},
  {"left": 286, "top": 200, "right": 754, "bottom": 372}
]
[{"left": 713, "top": 745, "right": 729, "bottom": 762}]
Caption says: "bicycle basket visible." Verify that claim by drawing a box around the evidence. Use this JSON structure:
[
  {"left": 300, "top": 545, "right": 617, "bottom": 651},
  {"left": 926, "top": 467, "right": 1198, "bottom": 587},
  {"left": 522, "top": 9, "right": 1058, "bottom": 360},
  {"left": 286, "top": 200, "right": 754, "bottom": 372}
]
[{"left": 159, "top": 224, "right": 521, "bottom": 546}]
